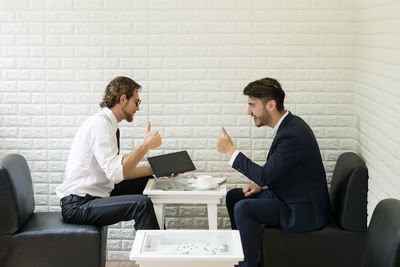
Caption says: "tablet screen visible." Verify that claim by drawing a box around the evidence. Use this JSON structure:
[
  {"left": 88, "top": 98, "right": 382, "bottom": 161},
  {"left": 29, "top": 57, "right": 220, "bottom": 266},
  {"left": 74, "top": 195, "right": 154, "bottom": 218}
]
[{"left": 147, "top": 151, "right": 196, "bottom": 177}]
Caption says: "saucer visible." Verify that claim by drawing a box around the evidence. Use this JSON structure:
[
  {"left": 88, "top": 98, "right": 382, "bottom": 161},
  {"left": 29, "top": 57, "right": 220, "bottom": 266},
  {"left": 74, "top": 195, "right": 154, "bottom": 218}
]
[
  {"left": 189, "top": 178, "right": 226, "bottom": 190},
  {"left": 213, "top": 178, "right": 226, "bottom": 185},
  {"left": 191, "top": 181, "right": 219, "bottom": 190}
]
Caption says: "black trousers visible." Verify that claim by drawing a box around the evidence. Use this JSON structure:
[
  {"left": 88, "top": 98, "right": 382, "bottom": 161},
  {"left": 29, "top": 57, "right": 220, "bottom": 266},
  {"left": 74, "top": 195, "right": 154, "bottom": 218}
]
[{"left": 61, "top": 176, "right": 159, "bottom": 230}]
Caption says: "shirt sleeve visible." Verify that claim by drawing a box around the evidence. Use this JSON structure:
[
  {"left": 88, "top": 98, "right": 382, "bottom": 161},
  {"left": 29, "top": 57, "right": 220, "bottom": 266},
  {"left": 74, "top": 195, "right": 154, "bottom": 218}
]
[
  {"left": 89, "top": 120, "right": 124, "bottom": 184},
  {"left": 229, "top": 150, "right": 240, "bottom": 166}
]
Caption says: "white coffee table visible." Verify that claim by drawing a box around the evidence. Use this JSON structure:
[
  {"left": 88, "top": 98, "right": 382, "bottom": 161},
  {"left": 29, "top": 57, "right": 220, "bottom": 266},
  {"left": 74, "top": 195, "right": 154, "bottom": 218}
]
[
  {"left": 130, "top": 229, "right": 243, "bottom": 267},
  {"left": 143, "top": 178, "right": 227, "bottom": 230}
]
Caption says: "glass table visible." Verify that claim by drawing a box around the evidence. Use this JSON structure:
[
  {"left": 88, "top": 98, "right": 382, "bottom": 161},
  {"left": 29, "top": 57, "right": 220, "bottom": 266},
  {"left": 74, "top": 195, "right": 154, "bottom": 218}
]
[
  {"left": 130, "top": 229, "right": 243, "bottom": 267},
  {"left": 143, "top": 178, "right": 227, "bottom": 230}
]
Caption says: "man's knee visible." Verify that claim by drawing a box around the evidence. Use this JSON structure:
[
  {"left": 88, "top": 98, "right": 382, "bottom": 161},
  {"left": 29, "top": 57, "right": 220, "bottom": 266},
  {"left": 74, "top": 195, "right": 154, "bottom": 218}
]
[
  {"left": 234, "top": 199, "right": 252, "bottom": 219},
  {"left": 136, "top": 195, "right": 154, "bottom": 208},
  {"left": 226, "top": 188, "right": 244, "bottom": 204}
]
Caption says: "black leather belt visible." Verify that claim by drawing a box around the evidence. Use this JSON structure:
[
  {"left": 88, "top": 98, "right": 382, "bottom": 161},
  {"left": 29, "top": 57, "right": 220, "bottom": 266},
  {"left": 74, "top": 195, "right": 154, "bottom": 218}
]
[
  {"left": 60, "top": 194, "right": 101, "bottom": 206},
  {"left": 60, "top": 194, "right": 85, "bottom": 205}
]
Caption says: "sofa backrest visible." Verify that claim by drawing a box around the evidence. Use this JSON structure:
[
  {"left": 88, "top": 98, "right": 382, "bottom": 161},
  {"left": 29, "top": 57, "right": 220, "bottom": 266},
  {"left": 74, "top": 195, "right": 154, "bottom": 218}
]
[
  {"left": 365, "top": 198, "right": 400, "bottom": 267},
  {"left": 0, "top": 154, "right": 34, "bottom": 235},
  {"left": 329, "top": 152, "right": 368, "bottom": 231}
]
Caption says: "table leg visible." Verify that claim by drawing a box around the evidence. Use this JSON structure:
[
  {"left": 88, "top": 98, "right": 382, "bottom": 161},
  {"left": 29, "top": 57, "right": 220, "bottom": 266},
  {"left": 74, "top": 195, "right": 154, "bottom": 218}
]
[
  {"left": 153, "top": 203, "right": 165, "bottom": 229},
  {"left": 207, "top": 204, "right": 218, "bottom": 230}
]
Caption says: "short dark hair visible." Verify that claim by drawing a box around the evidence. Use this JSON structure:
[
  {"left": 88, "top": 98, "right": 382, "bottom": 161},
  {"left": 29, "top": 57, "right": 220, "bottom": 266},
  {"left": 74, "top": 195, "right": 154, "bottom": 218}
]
[
  {"left": 243, "top": 77, "right": 285, "bottom": 112},
  {"left": 99, "top": 76, "right": 141, "bottom": 109}
]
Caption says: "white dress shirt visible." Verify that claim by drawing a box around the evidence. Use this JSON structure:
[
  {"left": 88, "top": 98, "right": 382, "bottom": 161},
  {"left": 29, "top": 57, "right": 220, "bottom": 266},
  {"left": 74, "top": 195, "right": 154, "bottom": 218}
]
[
  {"left": 56, "top": 107, "right": 124, "bottom": 198},
  {"left": 229, "top": 111, "right": 289, "bottom": 189}
]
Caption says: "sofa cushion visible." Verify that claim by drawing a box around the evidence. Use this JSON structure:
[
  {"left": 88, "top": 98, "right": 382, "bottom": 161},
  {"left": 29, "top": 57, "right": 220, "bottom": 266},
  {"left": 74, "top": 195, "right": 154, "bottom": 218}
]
[
  {"left": 260, "top": 221, "right": 365, "bottom": 267},
  {"left": 0, "top": 212, "right": 104, "bottom": 267}
]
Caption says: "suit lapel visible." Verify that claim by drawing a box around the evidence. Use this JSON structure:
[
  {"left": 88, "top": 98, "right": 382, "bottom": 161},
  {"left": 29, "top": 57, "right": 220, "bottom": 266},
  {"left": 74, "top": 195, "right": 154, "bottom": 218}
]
[{"left": 267, "top": 112, "right": 293, "bottom": 160}]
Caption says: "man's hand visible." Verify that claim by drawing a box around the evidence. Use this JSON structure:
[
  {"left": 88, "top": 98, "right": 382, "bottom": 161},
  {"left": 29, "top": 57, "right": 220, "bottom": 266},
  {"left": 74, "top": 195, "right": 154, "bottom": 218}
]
[
  {"left": 243, "top": 183, "right": 262, "bottom": 197},
  {"left": 122, "top": 121, "right": 161, "bottom": 180},
  {"left": 216, "top": 127, "right": 237, "bottom": 156},
  {"left": 143, "top": 121, "right": 161, "bottom": 150}
]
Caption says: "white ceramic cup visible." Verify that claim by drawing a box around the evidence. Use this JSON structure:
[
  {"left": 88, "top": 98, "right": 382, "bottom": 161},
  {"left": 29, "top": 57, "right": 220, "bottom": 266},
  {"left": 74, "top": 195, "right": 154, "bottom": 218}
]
[{"left": 197, "top": 175, "right": 212, "bottom": 187}]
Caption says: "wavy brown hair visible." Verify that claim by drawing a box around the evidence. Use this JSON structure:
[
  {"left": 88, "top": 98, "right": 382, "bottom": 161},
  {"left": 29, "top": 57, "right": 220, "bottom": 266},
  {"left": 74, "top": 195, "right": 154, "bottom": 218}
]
[
  {"left": 243, "top": 77, "right": 285, "bottom": 112},
  {"left": 99, "top": 76, "right": 141, "bottom": 109}
]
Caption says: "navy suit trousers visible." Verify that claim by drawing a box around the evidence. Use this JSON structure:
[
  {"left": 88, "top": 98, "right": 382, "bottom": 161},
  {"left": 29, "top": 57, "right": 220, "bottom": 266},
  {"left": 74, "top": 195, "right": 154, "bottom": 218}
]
[{"left": 226, "top": 188, "right": 281, "bottom": 267}]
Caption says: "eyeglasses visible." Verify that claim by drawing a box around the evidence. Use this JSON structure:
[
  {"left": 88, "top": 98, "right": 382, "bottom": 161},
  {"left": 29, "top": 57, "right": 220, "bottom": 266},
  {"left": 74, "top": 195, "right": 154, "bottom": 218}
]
[{"left": 135, "top": 99, "right": 141, "bottom": 107}]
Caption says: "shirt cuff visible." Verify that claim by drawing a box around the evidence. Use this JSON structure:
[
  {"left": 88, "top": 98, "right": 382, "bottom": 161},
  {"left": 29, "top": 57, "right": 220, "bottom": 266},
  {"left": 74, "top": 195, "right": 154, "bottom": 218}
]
[{"left": 229, "top": 150, "right": 240, "bottom": 166}]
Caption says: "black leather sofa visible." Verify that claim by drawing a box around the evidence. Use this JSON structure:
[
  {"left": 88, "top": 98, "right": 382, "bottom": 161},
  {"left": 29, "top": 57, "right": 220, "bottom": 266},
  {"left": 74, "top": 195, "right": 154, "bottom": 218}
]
[
  {"left": 259, "top": 152, "right": 369, "bottom": 267},
  {"left": 260, "top": 198, "right": 400, "bottom": 267},
  {"left": 0, "top": 154, "right": 107, "bottom": 267},
  {"left": 364, "top": 198, "right": 400, "bottom": 267}
]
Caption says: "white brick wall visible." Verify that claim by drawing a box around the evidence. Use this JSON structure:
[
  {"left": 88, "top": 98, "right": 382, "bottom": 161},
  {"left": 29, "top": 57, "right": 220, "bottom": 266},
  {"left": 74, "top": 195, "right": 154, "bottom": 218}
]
[
  {"left": 353, "top": 0, "right": 400, "bottom": 219},
  {"left": 1, "top": 0, "right": 399, "bottom": 262}
]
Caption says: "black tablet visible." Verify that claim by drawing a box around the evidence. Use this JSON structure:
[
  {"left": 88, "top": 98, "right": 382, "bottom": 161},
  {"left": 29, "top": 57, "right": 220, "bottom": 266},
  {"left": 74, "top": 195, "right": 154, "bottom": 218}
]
[{"left": 147, "top": 150, "right": 196, "bottom": 177}]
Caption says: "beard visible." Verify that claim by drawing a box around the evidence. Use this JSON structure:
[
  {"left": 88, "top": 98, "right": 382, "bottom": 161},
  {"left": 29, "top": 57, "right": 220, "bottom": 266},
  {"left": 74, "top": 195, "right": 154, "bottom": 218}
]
[
  {"left": 122, "top": 105, "right": 133, "bottom": 122},
  {"left": 254, "top": 108, "right": 270, "bottom": 127}
]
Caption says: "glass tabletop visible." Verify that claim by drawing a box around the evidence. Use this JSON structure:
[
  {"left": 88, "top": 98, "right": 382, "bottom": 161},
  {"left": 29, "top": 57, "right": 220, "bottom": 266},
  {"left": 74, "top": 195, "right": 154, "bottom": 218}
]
[
  {"left": 141, "top": 231, "right": 232, "bottom": 255},
  {"left": 150, "top": 178, "right": 219, "bottom": 191}
]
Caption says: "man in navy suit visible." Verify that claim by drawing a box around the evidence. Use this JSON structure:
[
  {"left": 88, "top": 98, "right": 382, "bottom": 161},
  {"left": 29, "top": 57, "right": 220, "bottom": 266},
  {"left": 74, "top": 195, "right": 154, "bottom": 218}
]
[{"left": 217, "top": 77, "right": 331, "bottom": 267}]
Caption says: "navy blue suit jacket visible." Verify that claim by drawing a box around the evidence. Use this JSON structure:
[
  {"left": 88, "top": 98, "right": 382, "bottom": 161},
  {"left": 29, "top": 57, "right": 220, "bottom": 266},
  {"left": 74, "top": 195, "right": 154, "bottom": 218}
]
[{"left": 232, "top": 112, "right": 331, "bottom": 232}]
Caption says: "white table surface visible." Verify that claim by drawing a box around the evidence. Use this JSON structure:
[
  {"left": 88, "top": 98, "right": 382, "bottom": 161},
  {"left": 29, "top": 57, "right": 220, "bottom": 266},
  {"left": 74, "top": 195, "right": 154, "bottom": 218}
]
[{"left": 143, "top": 178, "right": 227, "bottom": 230}]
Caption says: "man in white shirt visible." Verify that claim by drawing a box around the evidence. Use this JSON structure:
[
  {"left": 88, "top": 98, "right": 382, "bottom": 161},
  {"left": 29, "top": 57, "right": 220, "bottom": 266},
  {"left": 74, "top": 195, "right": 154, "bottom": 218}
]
[
  {"left": 56, "top": 76, "right": 162, "bottom": 229},
  {"left": 216, "top": 77, "right": 330, "bottom": 267}
]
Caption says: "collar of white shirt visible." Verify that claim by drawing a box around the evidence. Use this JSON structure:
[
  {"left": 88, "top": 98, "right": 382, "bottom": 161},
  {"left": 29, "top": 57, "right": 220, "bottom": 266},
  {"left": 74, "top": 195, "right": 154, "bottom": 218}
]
[{"left": 103, "top": 107, "right": 118, "bottom": 129}]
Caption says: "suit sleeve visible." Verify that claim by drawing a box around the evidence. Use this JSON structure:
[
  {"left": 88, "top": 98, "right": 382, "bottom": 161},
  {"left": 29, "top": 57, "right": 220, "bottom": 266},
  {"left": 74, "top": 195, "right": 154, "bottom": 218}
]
[{"left": 232, "top": 132, "right": 304, "bottom": 187}]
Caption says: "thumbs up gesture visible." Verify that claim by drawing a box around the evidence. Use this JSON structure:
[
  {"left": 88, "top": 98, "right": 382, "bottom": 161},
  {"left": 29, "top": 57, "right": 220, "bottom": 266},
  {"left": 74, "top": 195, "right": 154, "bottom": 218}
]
[
  {"left": 216, "top": 127, "right": 236, "bottom": 156},
  {"left": 143, "top": 121, "right": 162, "bottom": 150}
]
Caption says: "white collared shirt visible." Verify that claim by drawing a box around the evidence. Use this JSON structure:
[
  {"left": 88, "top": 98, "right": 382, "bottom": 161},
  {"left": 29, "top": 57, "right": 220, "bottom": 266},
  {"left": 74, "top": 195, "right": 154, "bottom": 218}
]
[{"left": 56, "top": 107, "right": 124, "bottom": 198}]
